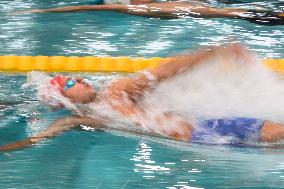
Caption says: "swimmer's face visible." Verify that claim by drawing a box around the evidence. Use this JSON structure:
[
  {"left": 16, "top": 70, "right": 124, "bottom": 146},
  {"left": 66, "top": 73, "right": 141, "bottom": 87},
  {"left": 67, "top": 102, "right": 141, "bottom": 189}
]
[{"left": 57, "top": 76, "right": 97, "bottom": 104}]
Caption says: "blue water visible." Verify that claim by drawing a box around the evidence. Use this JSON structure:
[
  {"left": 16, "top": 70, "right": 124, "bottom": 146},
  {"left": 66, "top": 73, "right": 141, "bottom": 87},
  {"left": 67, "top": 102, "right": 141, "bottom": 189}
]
[
  {"left": 0, "top": 0, "right": 284, "bottom": 188},
  {"left": 0, "top": 0, "right": 284, "bottom": 58}
]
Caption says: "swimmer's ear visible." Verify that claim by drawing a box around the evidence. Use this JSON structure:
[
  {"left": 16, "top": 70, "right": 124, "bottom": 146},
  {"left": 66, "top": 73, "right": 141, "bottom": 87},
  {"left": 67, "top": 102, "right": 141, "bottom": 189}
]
[{"left": 69, "top": 98, "right": 77, "bottom": 103}]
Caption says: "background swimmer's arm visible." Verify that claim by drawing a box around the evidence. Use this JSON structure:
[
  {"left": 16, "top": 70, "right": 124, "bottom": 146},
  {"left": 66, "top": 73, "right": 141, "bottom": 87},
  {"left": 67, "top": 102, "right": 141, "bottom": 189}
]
[
  {"left": 0, "top": 116, "right": 104, "bottom": 151},
  {"left": 15, "top": 4, "right": 180, "bottom": 19},
  {"left": 16, "top": 5, "right": 132, "bottom": 14},
  {"left": 131, "top": 0, "right": 154, "bottom": 4},
  {"left": 15, "top": 4, "right": 236, "bottom": 19},
  {"left": 15, "top": 4, "right": 284, "bottom": 24}
]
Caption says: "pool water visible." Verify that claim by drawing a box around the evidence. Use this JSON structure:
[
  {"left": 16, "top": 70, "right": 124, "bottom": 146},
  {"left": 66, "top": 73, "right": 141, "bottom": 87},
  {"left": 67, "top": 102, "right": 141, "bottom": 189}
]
[
  {"left": 1, "top": 0, "right": 284, "bottom": 58},
  {"left": 0, "top": 0, "right": 284, "bottom": 188}
]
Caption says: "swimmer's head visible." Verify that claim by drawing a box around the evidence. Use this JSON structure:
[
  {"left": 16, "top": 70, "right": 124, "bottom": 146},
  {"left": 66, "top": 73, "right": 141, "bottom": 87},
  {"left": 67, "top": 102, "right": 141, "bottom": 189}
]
[{"left": 50, "top": 76, "right": 97, "bottom": 104}]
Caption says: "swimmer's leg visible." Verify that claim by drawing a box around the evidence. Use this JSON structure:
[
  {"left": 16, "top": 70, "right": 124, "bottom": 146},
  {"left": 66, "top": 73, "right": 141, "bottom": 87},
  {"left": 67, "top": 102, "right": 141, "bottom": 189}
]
[
  {"left": 154, "top": 112, "right": 193, "bottom": 141},
  {"left": 260, "top": 121, "right": 284, "bottom": 143}
]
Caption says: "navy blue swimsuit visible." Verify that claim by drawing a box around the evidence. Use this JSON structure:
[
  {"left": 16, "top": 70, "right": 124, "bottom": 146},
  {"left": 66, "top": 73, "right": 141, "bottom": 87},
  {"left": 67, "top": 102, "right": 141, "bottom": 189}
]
[{"left": 192, "top": 118, "right": 264, "bottom": 143}]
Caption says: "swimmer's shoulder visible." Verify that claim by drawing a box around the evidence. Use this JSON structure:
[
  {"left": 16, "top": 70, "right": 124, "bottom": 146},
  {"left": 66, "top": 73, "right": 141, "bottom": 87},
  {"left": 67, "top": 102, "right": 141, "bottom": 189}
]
[
  {"left": 101, "top": 75, "right": 150, "bottom": 103},
  {"left": 100, "top": 77, "right": 131, "bottom": 99}
]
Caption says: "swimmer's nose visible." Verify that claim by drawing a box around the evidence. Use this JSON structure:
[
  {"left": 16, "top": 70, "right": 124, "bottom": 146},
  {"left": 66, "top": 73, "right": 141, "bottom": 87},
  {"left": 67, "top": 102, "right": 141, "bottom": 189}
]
[{"left": 75, "top": 77, "right": 92, "bottom": 88}]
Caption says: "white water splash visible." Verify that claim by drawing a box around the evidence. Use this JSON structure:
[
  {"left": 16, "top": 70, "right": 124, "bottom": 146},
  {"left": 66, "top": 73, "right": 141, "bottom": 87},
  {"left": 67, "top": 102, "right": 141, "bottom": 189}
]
[{"left": 147, "top": 51, "right": 284, "bottom": 123}]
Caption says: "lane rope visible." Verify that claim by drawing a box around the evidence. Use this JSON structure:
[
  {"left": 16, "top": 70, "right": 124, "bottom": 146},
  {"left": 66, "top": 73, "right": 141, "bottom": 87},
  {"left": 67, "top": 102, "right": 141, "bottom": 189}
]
[{"left": 0, "top": 55, "right": 283, "bottom": 72}]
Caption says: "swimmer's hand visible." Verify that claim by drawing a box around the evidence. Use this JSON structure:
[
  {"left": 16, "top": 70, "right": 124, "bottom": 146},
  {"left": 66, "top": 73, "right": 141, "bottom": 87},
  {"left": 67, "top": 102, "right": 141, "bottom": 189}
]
[
  {"left": 210, "top": 43, "right": 253, "bottom": 64},
  {"left": 0, "top": 137, "right": 45, "bottom": 151},
  {"left": 12, "top": 9, "right": 46, "bottom": 15}
]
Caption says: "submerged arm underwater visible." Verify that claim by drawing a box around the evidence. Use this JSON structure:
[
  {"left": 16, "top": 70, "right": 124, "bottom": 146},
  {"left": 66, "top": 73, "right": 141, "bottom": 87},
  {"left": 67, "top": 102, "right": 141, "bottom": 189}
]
[
  {"left": 0, "top": 116, "right": 105, "bottom": 151},
  {"left": 15, "top": 2, "right": 284, "bottom": 25},
  {"left": 0, "top": 115, "right": 189, "bottom": 152}
]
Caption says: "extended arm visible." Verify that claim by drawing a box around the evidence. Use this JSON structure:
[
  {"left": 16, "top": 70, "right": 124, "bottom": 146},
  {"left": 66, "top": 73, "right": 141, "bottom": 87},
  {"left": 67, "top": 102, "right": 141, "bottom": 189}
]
[
  {"left": 104, "top": 44, "right": 246, "bottom": 116},
  {"left": 15, "top": 3, "right": 283, "bottom": 25},
  {"left": 148, "top": 47, "right": 216, "bottom": 82},
  {"left": 14, "top": 4, "right": 242, "bottom": 19},
  {"left": 148, "top": 44, "right": 249, "bottom": 82},
  {"left": 17, "top": 5, "right": 127, "bottom": 14},
  {"left": 0, "top": 116, "right": 104, "bottom": 151}
]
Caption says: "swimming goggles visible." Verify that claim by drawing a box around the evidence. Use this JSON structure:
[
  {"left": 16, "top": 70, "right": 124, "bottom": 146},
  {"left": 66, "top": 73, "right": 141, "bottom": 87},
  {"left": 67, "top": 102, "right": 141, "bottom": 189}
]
[{"left": 63, "top": 79, "right": 76, "bottom": 91}]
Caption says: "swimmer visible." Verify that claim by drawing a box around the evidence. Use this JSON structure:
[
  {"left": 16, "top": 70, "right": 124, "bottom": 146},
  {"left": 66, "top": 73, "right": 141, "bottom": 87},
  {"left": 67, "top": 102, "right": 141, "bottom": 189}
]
[
  {"left": 1, "top": 44, "right": 284, "bottom": 152},
  {"left": 15, "top": 1, "right": 284, "bottom": 25}
]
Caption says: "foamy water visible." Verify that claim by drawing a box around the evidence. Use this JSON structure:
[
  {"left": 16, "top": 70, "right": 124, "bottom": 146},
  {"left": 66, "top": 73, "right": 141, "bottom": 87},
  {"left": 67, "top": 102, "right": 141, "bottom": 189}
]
[{"left": 147, "top": 51, "right": 284, "bottom": 123}]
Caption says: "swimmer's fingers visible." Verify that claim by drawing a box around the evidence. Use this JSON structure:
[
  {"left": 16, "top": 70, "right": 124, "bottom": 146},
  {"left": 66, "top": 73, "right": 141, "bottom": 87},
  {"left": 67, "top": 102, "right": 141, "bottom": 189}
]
[
  {"left": 216, "top": 43, "right": 253, "bottom": 63},
  {"left": 227, "top": 43, "right": 249, "bottom": 57},
  {"left": 0, "top": 137, "right": 45, "bottom": 152},
  {"left": 11, "top": 9, "right": 44, "bottom": 15},
  {"left": 217, "top": 43, "right": 246, "bottom": 56},
  {"left": 228, "top": 44, "right": 255, "bottom": 63}
]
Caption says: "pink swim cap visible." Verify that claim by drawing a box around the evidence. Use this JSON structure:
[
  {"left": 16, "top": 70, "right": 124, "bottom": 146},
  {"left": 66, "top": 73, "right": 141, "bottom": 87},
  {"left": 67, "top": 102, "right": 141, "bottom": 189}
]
[
  {"left": 37, "top": 76, "right": 66, "bottom": 108},
  {"left": 49, "top": 76, "right": 64, "bottom": 93}
]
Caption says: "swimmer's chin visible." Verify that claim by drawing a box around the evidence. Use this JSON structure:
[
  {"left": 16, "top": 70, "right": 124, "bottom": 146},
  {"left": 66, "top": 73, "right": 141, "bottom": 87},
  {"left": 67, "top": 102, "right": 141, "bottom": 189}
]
[
  {"left": 85, "top": 92, "right": 97, "bottom": 104},
  {"left": 69, "top": 92, "right": 97, "bottom": 104}
]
